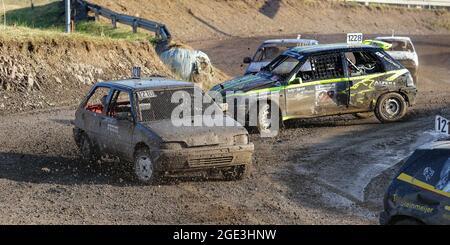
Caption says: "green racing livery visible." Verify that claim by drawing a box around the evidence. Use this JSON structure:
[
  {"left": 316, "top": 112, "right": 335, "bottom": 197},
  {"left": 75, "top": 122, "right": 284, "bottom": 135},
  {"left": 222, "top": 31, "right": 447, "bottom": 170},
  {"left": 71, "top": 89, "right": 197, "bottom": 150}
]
[{"left": 210, "top": 43, "right": 417, "bottom": 133}]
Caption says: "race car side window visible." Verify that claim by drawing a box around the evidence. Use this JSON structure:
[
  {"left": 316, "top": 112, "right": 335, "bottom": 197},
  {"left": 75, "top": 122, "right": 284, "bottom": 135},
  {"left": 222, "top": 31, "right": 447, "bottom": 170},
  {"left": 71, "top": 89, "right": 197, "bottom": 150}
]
[
  {"left": 345, "top": 51, "right": 384, "bottom": 77},
  {"left": 108, "top": 90, "right": 133, "bottom": 119},
  {"left": 296, "top": 53, "right": 344, "bottom": 83},
  {"left": 84, "top": 86, "right": 111, "bottom": 115}
]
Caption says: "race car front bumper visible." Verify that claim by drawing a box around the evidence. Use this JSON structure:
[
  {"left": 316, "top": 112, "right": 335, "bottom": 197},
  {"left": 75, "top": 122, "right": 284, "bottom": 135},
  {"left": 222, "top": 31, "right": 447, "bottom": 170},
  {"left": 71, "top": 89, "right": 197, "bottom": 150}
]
[{"left": 155, "top": 143, "right": 254, "bottom": 172}]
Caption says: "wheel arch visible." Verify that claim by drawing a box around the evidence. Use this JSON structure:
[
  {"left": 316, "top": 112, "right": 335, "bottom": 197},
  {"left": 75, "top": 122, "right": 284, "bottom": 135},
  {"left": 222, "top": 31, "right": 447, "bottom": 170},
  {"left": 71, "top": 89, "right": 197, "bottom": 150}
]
[{"left": 388, "top": 215, "right": 425, "bottom": 225}]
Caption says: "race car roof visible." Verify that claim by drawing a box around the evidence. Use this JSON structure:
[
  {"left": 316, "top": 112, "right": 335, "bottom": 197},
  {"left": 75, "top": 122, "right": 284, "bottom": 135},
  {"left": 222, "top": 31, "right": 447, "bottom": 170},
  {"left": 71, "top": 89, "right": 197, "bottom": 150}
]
[
  {"left": 375, "top": 36, "right": 412, "bottom": 41},
  {"left": 285, "top": 43, "right": 380, "bottom": 56},
  {"left": 418, "top": 140, "right": 450, "bottom": 150},
  {"left": 97, "top": 77, "right": 194, "bottom": 91},
  {"left": 263, "top": 39, "right": 319, "bottom": 45}
]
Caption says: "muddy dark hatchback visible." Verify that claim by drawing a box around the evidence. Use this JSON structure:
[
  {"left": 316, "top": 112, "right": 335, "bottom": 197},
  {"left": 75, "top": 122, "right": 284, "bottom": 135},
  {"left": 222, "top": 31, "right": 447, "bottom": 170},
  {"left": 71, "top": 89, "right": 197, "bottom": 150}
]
[
  {"left": 381, "top": 141, "right": 450, "bottom": 225},
  {"left": 73, "top": 78, "right": 254, "bottom": 183}
]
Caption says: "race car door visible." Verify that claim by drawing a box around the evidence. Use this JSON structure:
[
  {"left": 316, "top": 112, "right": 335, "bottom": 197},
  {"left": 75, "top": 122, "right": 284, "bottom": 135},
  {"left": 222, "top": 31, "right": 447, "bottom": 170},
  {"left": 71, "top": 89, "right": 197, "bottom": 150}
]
[
  {"left": 345, "top": 50, "right": 386, "bottom": 110},
  {"left": 105, "top": 89, "right": 135, "bottom": 157},
  {"left": 82, "top": 86, "right": 113, "bottom": 152},
  {"left": 285, "top": 52, "right": 348, "bottom": 118}
]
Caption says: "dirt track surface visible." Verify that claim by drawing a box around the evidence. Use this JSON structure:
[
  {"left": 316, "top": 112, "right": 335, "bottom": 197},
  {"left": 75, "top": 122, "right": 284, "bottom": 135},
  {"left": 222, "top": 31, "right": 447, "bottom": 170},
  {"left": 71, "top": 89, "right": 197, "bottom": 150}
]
[{"left": 0, "top": 33, "right": 449, "bottom": 224}]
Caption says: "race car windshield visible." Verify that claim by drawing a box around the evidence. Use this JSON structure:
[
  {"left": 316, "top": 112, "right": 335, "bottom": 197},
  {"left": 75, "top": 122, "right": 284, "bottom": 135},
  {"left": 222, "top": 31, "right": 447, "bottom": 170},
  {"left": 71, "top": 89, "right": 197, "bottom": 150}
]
[
  {"left": 254, "top": 45, "right": 294, "bottom": 62},
  {"left": 137, "top": 88, "right": 219, "bottom": 122},
  {"left": 263, "top": 55, "right": 301, "bottom": 79}
]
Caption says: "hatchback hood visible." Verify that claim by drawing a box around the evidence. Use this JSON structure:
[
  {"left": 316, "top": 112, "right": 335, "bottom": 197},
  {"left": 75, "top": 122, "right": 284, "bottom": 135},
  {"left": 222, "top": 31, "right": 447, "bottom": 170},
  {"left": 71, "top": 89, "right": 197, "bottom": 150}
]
[
  {"left": 142, "top": 116, "right": 247, "bottom": 147},
  {"left": 211, "top": 73, "right": 276, "bottom": 96}
]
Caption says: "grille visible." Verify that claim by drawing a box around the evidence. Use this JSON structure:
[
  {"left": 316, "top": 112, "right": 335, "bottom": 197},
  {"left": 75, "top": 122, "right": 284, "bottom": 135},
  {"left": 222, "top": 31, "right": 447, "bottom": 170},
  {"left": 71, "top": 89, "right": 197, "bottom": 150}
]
[{"left": 188, "top": 156, "right": 233, "bottom": 166}]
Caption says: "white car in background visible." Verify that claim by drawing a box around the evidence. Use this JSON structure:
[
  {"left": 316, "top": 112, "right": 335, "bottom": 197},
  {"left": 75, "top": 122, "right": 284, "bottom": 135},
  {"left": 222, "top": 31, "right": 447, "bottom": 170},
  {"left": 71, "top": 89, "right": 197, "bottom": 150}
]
[
  {"left": 242, "top": 39, "right": 319, "bottom": 75},
  {"left": 375, "top": 36, "right": 419, "bottom": 82}
]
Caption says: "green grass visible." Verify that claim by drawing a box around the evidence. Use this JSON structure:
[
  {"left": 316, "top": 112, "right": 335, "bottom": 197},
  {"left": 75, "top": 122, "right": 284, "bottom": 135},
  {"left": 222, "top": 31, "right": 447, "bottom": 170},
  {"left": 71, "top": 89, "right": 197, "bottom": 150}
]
[
  {"left": 76, "top": 21, "right": 157, "bottom": 43},
  {"left": 0, "top": 0, "right": 156, "bottom": 43}
]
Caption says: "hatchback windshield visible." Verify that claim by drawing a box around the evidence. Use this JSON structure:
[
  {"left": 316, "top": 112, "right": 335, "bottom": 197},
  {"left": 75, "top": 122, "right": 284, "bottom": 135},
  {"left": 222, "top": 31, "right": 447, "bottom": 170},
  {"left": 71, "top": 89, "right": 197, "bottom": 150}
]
[
  {"left": 137, "top": 88, "right": 219, "bottom": 122},
  {"left": 262, "top": 55, "right": 301, "bottom": 79},
  {"left": 380, "top": 39, "right": 414, "bottom": 52}
]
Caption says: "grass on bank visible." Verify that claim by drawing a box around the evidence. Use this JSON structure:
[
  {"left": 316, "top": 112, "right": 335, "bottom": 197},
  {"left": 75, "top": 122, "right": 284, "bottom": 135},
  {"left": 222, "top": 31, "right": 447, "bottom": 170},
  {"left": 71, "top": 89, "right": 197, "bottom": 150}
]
[{"left": 0, "top": 0, "right": 157, "bottom": 42}]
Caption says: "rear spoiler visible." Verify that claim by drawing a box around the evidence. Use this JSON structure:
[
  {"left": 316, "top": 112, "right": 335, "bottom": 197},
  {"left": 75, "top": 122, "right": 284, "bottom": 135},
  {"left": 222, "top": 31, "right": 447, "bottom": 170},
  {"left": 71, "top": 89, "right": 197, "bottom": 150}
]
[{"left": 362, "top": 40, "right": 392, "bottom": 51}]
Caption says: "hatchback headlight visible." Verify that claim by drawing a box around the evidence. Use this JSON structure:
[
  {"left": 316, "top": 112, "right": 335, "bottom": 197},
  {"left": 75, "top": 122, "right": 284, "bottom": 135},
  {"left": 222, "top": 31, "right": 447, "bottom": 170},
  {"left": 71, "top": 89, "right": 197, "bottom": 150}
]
[
  {"left": 406, "top": 73, "right": 414, "bottom": 87},
  {"left": 234, "top": 134, "right": 248, "bottom": 145}
]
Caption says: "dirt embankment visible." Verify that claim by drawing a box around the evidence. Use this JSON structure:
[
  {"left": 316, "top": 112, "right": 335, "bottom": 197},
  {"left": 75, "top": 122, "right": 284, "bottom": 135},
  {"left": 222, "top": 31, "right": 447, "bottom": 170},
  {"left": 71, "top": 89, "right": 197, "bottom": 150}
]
[
  {"left": 0, "top": 32, "right": 173, "bottom": 115},
  {"left": 90, "top": 0, "right": 450, "bottom": 42}
]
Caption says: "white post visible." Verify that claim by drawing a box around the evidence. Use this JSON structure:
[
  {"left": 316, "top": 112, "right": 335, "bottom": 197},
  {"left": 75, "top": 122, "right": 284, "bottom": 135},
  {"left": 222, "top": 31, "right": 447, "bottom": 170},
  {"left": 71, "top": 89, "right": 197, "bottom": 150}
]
[
  {"left": 2, "top": 0, "right": 6, "bottom": 29},
  {"left": 65, "top": 0, "right": 71, "bottom": 33}
]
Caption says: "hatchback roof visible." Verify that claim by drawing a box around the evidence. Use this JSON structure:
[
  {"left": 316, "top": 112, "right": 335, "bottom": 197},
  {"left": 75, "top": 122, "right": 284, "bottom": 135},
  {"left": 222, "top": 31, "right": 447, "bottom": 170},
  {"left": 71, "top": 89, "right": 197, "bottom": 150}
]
[
  {"left": 97, "top": 77, "right": 194, "bottom": 91},
  {"left": 285, "top": 43, "right": 380, "bottom": 56},
  {"left": 263, "top": 39, "right": 319, "bottom": 45}
]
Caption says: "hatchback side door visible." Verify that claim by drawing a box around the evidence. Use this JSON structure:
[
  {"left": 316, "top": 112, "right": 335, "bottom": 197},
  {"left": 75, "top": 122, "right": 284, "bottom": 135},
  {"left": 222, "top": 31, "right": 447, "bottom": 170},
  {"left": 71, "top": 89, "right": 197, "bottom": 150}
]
[
  {"left": 105, "top": 89, "right": 136, "bottom": 158},
  {"left": 345, "top": 50, "right": 388, "bottom": 110},
  {"left": 285, "top": 52, "right": 349, "bottom": 118},
  {"left": 81, "top": 85, "right": 113, "bottom": 152}
]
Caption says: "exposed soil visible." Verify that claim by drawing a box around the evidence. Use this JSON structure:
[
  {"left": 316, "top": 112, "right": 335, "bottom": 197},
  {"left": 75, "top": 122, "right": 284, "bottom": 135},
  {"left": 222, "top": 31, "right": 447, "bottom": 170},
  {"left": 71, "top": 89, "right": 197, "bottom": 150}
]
[
  {"left": 0, "top": 36, "right": 173, "bottom": 115},
  {"left": 90, "top": 0, "right": 450, "bottom": 42}
]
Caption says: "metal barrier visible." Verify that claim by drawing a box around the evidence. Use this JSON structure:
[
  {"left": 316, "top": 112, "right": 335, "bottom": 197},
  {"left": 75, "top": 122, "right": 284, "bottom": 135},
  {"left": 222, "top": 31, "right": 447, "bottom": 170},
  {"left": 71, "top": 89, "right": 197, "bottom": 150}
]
[
  {"left": 344, "top": 0, "right": 450, "bottom": 7},
  {"left": 75, "top": 0, "right": 171, "bottom": 43}
]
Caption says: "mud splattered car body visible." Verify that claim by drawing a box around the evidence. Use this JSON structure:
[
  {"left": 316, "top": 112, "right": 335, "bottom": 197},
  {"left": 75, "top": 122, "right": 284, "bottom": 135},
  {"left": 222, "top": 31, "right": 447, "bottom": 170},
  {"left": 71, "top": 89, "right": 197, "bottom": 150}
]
[
  {"left": 73, "top": 78, "right": 254, "bottom": 183},
  {"left": 211, "top": 44, "right": 417, "bottom": 132},
  {"left": 381, "top": 141, "right": 450, "bottom": 225}
]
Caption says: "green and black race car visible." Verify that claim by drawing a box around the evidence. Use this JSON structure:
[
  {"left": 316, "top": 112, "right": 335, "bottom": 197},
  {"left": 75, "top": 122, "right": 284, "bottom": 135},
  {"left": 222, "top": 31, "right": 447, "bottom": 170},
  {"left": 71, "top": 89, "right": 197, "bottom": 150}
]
[{"left": 210, "top": 43, "right": 417, "bottom": 133}]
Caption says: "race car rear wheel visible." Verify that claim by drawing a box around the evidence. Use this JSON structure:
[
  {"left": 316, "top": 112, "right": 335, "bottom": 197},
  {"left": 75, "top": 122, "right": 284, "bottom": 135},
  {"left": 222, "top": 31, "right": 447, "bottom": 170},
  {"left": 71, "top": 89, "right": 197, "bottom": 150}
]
[
  {"left": 375, "top": 92, "right": 407, "bottom": 123},
  {"left": 79, "top": 134, "right": 100, "bottom": 163},
  {"left": 134, "top": 148, "right": 158, "bottom": 184},
  {"left": 222, "top": 165, "right": 249, "bottom": 181}
]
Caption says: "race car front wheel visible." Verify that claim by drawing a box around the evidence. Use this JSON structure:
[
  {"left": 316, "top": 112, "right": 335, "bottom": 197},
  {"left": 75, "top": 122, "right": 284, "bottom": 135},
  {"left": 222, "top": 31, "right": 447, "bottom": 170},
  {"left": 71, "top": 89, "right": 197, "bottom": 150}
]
[
  {"left": 375, "top": 92, "right": 407, "bottom": 123},
  {"left": 134, "top": 147, "right": 158, "bottom": 184}
]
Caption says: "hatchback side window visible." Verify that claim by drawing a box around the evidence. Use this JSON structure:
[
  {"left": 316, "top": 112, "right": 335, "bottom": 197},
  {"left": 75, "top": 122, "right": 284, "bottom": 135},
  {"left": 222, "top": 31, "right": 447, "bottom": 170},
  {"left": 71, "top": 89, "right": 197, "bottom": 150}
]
[
  {"left": 345, "top": 51, "right": 384, "bottom": 77},
  {"left": 296, "top": 53, "right": 345, "bottom": 83},
  {"left": 108, "top": 90, "right": 132, "bottom": 119},
  {"left": 84, "top": 87, "right": 111, "bottom": 114}
]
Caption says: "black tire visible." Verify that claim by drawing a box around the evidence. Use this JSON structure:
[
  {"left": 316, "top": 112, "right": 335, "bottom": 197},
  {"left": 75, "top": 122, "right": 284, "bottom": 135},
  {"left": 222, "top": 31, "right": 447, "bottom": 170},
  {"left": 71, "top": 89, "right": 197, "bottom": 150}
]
[
  {"left": 222, "top": 165, "right": 249, "bottom": 181},
  {"left": 133, "top": 147, "right": 158, "bottom": 184},
  {"left": 375, "top": 92, "right": 407, "bottom": 123},
  {"left": 79, "top": 133, "right": 100, "bottom": 163},
  {"left": 256, "top": 102, "right": 282, "bottom": 135},
  {"left": 392, "top": 218, "right": 422, "bottom": 225}
]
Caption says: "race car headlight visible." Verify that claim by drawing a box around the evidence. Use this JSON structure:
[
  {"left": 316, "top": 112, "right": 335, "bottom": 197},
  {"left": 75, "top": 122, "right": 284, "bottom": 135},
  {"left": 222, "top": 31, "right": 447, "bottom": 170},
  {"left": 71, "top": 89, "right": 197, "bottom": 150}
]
[
  {"left": 406, "top": 73, "right": 414, "bottom": 87},
  {"left": 234, "top": 134, "right": 248, "bottom": 145},
  {"left": 160, "top": 142, "right": 183, "bottom": 150}
]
